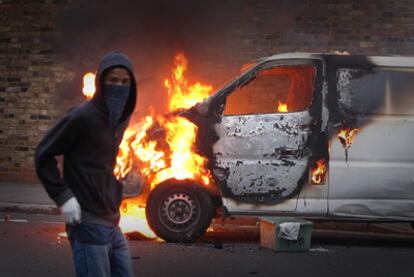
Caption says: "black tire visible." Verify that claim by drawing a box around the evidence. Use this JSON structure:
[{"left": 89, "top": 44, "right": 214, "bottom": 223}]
[{"left": 146, "top": 180, "right": 215, "bottom": 242}]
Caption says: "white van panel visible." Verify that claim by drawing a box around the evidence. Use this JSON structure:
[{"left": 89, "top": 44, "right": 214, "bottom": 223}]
[{"left": 329, "top": 116, "right": 414, "bottom": 220}]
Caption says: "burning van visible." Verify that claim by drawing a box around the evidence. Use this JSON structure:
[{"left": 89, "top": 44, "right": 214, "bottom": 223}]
[{"left": 111, "top": 52, "right": 414, "bottom": 242}]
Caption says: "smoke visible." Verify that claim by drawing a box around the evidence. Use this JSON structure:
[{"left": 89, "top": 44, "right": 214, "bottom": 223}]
[
  {"left": 54, "top": 0, "right": 233, "bottom": 117},
  {"left": 53, "top": 0, "right": 404, "bottom": 118}
]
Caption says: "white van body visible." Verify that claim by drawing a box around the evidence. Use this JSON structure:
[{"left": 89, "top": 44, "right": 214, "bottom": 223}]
[
  {"left": 138, "top": 53, "right": 414, "bottom": 242},
  {"left": 205, "top": 53, "right": 414, "bottom": 222}
]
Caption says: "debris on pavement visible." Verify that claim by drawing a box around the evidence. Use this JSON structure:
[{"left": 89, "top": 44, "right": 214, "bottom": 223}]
[{"left": 310, "top": 246, "right": 329, "bottom": 252}]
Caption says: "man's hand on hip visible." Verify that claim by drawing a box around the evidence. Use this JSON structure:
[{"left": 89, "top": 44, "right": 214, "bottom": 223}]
[{"left": 60, "top": 197, "right": 81, "bottom": 224}]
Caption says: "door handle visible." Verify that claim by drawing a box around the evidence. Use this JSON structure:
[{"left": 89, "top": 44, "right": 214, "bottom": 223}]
[{"left": 275, "top": 147, "right": 300, "bottom": 158}]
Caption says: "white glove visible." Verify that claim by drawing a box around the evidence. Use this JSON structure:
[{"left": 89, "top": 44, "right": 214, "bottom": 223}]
[{"left": 59, "top": 197, "right": 81, "bottom": 224}]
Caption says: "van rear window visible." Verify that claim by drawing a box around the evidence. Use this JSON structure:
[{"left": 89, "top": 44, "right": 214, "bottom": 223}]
[{"left": 337, "top": 67, "right": 414, "bottom": 116}]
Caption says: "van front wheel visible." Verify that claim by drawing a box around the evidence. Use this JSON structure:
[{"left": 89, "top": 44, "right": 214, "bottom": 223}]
[{"left": 146, "top": 181, "right": 215, "bottom": 242}]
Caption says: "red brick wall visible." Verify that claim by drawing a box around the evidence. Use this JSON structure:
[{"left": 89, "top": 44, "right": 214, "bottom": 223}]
[
  {"left": 1, "top": 0, "right": 413, "bottom": 183},
  {"left": 0, "top": 0, "right": 71, "bottom": 183}
]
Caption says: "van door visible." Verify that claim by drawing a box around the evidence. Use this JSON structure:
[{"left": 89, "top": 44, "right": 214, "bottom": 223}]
[
  {"left": 211, "top": 59, "right": 324, "bottom": 214},
  {"left": 328, "top": 61, "right": 414, "bottom": 220}
]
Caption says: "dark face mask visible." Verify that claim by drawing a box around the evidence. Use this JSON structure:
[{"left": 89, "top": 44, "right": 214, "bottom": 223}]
[{"left": 103, "top": 84, "right": 130, "bottom": 128}]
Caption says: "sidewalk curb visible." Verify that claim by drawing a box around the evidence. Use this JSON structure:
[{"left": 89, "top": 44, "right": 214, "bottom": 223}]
[
  {"left": 0, "top": 202, "right": 59, "bottom": 215},
  {"left": 312, "top": 229, "right": 414, "bottom": 241}
]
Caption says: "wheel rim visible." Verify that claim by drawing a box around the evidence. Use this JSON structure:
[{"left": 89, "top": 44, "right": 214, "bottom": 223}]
[{"left": 159, "top": 191, "right": 201, "bottom": 233}]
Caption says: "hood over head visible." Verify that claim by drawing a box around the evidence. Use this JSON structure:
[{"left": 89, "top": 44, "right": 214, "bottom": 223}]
[{"left": 91, "top": 51, "right": 137, "bottom": 125}]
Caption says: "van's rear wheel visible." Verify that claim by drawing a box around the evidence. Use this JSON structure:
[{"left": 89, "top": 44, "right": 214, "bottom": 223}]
[{"left": 146, "top": 181, "right": 214, "bottom": 242}]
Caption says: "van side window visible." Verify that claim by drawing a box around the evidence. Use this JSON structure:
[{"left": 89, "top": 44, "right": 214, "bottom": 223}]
[
  {"left": 337, "top": 67, "right": 414, "bottom": 116},
  {"left": 224, "top": 65, "right": 316, "bottom": 116}
]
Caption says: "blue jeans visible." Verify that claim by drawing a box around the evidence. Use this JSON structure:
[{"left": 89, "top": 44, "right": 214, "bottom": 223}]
[{"left": 68, "top": 224, "right": 133, "bottom": 277}]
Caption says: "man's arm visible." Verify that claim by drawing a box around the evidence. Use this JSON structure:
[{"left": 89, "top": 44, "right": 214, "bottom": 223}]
[{"left": 34, "top": 111, "right": 79, "bottom": 207}]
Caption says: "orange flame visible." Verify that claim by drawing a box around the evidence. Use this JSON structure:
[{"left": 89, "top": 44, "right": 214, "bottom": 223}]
[
  {"left": 165, "top": 53, "right": 212, "bottom": 111},
  {"left": 338, "top": 128, "right": 359, "bottom": 149},
  {"left": 150, "top": 116, "right": 210, "bottom": 188},
  {"left": 112, "top": 53, "right": 213, "bottom": 237},
  {"left": 82, "top": 72, "right": 96, "bottom": 99},
  {"left": 114, "top": 53, "right": 212, "bottom": 187},
  {"left": 310, "top": 159, "right": 327, "bottom": 185},
  {"left": 277, "top": 101, "right": 288, "bottom": 113},
  {"left": 82, "top": 53, "right": 213, "bottom": 238},
  {"left": 114, "top": 116, "right": 165, "bottom": 180},
  {"left": 119, "top": 199, "right": 157, "bottom": 239}
]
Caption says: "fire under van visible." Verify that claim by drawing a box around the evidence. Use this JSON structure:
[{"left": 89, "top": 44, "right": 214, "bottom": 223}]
[{"left": 130, "top": 52, "right": 414, "bottom": 242}]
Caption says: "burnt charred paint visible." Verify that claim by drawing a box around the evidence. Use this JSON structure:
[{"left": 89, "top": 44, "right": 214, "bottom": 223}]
[
  {"left": 324, "top": 55, "right": 379, "bottom": 164},
  {"left": 204, "top": 55, "right": 410, "bottom": 201},
  {"left": 139, "top": 55, "right": 342, "bottom": 205},
  {"left": 178, "top": 57, "right": 327, "bottom": 204},
  {"left": 131, "top": 53, "right": 414, "bottom": 222},
  {"left": 325, "top": 55, "right": 374, "bottom": 130}
]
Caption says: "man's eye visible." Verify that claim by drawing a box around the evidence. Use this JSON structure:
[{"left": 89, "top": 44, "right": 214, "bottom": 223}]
[
  {"left": 111, "top": 77, "right": 118, "bottom": 83},
  {"left": 123, "top": 78, "right": 131, "bottom": 84}
]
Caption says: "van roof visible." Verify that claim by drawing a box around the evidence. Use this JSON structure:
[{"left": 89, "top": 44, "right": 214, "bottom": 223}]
[{"left": 260, "top": 52, "right": 414, "bottom": 67}]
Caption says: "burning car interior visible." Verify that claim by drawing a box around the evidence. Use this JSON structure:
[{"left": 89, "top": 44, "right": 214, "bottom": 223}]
[{"left": 224, "top": 65, "right": 316, "bottom": 115}]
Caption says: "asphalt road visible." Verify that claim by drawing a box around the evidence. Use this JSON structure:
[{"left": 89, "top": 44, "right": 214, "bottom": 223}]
[{"left": 1, "top": 213, "right": 414, "bottom": 277}]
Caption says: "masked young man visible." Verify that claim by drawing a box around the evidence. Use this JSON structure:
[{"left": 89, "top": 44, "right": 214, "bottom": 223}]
[{"left": 35, "top": 51, "right": 137, "bottom": 277}]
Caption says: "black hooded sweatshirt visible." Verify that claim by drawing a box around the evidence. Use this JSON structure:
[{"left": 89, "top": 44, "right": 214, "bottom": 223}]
[{"left": 35, "top": 51, "right": 137, "bottom": 227}]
